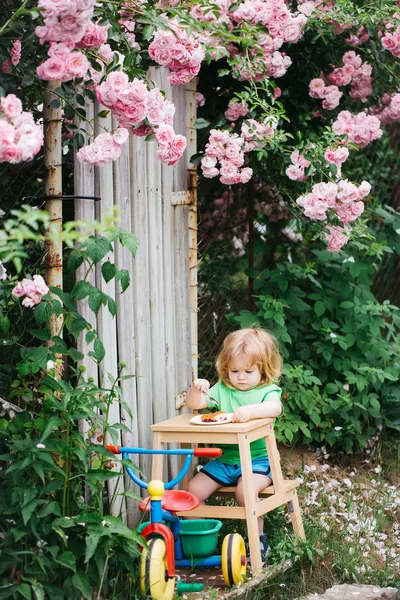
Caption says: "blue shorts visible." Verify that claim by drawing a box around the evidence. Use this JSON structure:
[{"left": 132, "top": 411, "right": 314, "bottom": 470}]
[{"left": 200, "top": 456, "right": 272, "bottom": 486}]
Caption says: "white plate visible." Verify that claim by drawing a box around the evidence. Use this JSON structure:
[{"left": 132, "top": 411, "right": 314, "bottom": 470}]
[{"left": 190, "top": 413, "right": 233, "bottom": 425}]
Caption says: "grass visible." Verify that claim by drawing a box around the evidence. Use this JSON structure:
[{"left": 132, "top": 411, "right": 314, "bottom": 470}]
[{"left": 197, "top": 440, "right": 400, "bottom": 599}]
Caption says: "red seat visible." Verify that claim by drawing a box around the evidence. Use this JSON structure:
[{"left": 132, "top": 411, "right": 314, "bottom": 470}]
[{"left": 139, "top": 490, "right": 199, "bottom": 513}]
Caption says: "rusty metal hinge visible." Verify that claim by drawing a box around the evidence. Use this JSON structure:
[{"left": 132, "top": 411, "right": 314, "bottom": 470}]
[{"left": 171, "top": 191, "right": 195, "bottom": 206}]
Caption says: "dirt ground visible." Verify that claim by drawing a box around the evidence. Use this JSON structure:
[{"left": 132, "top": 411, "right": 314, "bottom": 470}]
[
  {"left": 174, "top": 447, "right": 312, "bottom": 599},
  {"left": 173, "top": 444, "right": 399, "bottom": 599}
]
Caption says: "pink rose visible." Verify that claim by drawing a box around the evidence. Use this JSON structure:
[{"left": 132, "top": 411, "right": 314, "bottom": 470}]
[
  {"left": 107, "top": 71, "right": 129, "bottom": 92},
  {"left": 1, "top": 94, "right": 22, "bottom": 119},
  {"left": 36, "top": 57, "right": 66, "bottom": 81},
  {"left": 65, "top": 52, "right": 89, "bottom": 78},
  {"left": 112, "top": 128, "right": 129, "bottom": 145},
  {"left": 32, "top": 275, "right": 49, "bottom": 296},
  {"left": 155, "top": 124, "right": 175, "bottom": 147},
  {"left": 325, "top": 226, "right": 349, "bottom": 252}
]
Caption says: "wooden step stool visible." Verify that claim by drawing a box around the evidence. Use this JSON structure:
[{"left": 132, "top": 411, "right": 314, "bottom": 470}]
[{"left": 151, "top": 413, "right": 305, "bottom": 576}]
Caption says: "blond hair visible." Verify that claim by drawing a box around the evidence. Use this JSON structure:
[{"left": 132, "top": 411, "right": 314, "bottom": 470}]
[{"left": 216, "top": 328, "right": 282, "bottom": 388}]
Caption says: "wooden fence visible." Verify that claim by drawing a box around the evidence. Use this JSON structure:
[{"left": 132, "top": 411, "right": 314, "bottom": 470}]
[{"left": 73, "top": 68, "right": 197, "bottom": 525}]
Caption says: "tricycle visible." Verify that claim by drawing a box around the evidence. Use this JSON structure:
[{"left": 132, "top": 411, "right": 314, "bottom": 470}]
[{"left": 106, "top": 445, "right": 246, "bottom": 600}]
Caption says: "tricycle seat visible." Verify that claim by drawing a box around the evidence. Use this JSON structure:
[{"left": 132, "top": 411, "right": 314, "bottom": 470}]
[{"left": 139, "top": 490, "right": 199, "bottom": 513}]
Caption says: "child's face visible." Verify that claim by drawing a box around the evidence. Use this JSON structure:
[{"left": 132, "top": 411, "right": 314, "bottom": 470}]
[{"left": 227, "top": 360, "right": 262, "bottom": 391}]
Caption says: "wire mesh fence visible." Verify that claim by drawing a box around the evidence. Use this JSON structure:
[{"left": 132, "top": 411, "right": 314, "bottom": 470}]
[{"left": 197, "top": 127, "right": 400, "bottom": 381}]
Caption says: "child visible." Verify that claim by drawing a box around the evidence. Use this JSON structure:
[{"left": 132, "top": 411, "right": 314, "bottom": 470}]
[{"left": 185, "top": 327, "right": 283, "bottom": 562}]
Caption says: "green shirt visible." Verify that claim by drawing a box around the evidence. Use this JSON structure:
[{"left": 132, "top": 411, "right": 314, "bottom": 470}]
[{"left": 206, "top": 381, "right": 282, "bottom": 465}]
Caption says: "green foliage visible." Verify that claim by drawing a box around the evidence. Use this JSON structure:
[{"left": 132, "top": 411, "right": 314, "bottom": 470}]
[
  {"left": 231, "top": 208, "right": 400, "bottom": 452},
  {"left": 0, "top": 207, "right": 141, "bottom": 598},
  {"left": 0, "top": 374, "right": 142, "bottom": 600}
]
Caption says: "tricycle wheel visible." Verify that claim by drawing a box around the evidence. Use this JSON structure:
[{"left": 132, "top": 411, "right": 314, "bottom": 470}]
[
  {"left": 221, "top": 533, "right": 246, "bottom": 587},
  {"left": 139, "top": 538, "right": 175, "bottom": 600}
]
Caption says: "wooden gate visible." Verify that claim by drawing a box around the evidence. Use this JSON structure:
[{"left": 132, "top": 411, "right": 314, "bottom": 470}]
[{"left": 73, "top": 68, "right": 197, "bottom": 525}]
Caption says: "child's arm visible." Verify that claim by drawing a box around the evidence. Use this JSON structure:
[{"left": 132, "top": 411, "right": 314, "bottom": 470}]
[
  {"left": 185, "top": 378, "right": 210, "bottom": 410},
  {"left": 232, "top": 398, "right": 282, "bottom": 423}
]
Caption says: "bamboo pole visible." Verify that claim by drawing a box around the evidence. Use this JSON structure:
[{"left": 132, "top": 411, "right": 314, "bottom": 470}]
[
  {"left": 43, "top": 80, "right": 63, "bottom": 342},
  {"left": 186, "top": 77, "right": 198, "bottom": 381}
]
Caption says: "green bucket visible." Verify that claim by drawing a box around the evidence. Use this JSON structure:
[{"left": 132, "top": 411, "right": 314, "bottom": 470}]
[{"left": 179, "top": 519, "right": 222, "bottom": 558}]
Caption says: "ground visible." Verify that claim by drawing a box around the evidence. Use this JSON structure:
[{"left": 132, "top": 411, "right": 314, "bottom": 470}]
[{"left": 174, "top": 443, "right": 400, "bottom": 599}]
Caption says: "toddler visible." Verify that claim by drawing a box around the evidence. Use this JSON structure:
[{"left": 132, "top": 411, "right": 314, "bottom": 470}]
[{"left": 185, "top": 327, "right": 283, "bottom": 562}]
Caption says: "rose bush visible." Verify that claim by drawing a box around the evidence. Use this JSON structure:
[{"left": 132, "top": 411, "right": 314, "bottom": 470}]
[{"left": 1, "top": 0, "right": 400, "bottom": 250}]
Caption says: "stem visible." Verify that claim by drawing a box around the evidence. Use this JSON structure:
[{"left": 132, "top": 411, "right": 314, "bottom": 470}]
[
  {"left": 0, "top": 0, "right": 30, "bottom": 36},
  {"left": 62, "top": 418, "right": 71, "bottom": 517},
  {"left": 96, "top": 554, "right": 110, "bottom": 600}
]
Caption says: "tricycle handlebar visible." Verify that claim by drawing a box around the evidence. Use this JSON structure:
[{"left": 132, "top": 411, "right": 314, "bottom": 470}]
[
  {"left": 103, "top": 445, "right": 222, "bottom": 490},
  {"left": 105, "top": 446, "right": 222, "bottom": 458}
]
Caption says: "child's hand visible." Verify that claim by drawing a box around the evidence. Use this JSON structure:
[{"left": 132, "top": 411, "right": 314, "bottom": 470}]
[
  {"left": 232, "top": 406, "right": 251, "bottom": 423},
  {"left": 192, "top": 379, "right": 210, "bottom": 393}
]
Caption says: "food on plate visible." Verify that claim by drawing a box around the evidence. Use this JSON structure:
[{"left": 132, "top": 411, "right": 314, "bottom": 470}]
[{"left": 200, "top": 411, "right": 228, "bottom": 423}]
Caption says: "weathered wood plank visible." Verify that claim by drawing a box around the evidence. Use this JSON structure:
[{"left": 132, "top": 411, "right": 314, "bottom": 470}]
[
  {"left": 130, "top": 133, "right": 153, "bottom": 482},
  {"left": 73, "top": 100, "right": 98, "bottom": 394},
  {"left": 94, "top": 106, "right": 125, "bottom": 519},
  {"left": 113, "top": 130, "right": 140, "bottom": 526}
]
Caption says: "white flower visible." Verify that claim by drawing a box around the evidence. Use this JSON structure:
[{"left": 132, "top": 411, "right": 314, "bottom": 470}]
[
  {"left": 334, "top": 426, "right": 342, "bottom": 431},
  {"left": 343, "top": 383, "right": 350, "bottom": 391},
  {"left": 36, "top": 443, "right": 46, "bottom": 449},
  {"left": 46, "top": 360, "right": 55, "bottom": 370},
  {"left": 343, "top": 478, "right": 352, "bottom": 488},
  {"left": 374, "top": 466, "right": 382, "bottom": 473},
  {"left": 101, "top": 519, "right": 108, "bottom": 527},
  {"left": 330, "top": 332, "right": 337, "bottom": 338}
]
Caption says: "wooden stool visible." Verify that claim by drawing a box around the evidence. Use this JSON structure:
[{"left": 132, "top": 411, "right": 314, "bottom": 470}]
[{"left": 151, "top": 413, "right": 305, "bottom": 575}]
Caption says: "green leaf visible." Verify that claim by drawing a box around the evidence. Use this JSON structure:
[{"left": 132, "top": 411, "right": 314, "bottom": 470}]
[
  {"left": 29, "top": 328, "right": 51, "bottom": 341},
  {"left": 57, "top": 551, "right": 77, "bottom": 571},
  {"left": 116, "top": 269, "right": 130, "bottom": 292},
  {"left": 89, "top": 338, "right": 105, "bottom": 362},
  {"left": 85, "top": 330, "right": 96, "bottom": 344},
  {"left": 72, "top": 572, "right": 91, "bottom": 599},
  {"left": 75, "top": 132, "right": 85, "bottom": 150},
  {"left": 68, "top": 317, "right": 88, "bottom": 335},
  {"left": 118, "top": 231, "right": 139, "bottom": 257},
  {"left": 22, "top": 500, "right": 40, "bottom": 525},
  {"left": 17, "top": 584, "right": 32, "bottom": 600},
  {"left": 314, "top": 301, "right": 325, "bottom": 317},
  {"left": 339, "top": 301, "right": 354, "bottom": 309},
  {"left": 88, "top": 289, "right": 107, "bottom": 315},
  {"left": 1, "top": 316, "right": 10, "bottom": 334},
  {"left": 37, "top": 501, "right": 62, "bottom": 518},
  {"left": 34, "top": 302, "right": 53, "bottom": 325},
  {"left": 68, "top": 347, "right": 84, "bottom": 362},
  {"left": 324, "top": 383, "right": 338, "bottom": 394},
  {"left": 97, "top": 109, "right": 110, "bottom": 118},
  {"left": 86, "top": 236, "right": 111, "bottom": 264},
  {"left": 85, "top": 534, "right": 100, "bottom": 562},
  {"left": 67, "top": 253, "right": 84, "bottom": 273},
  {"left": 32, "top": 584, "right": 45, "bottom": 600},
  {"left": 85, "top": 469, "right": 119, "bottom": 482},
  {"left": 107, "top": 296, "right": 117, "bottom": 317},
  {"left": 40, "top": 416, "right": 62, "bottom": 442},
  {"left": 102, "top": 261, "right": 116, "bottom": 283},
  {"left": 73, "top": 281, "right": 93, "bottom": 300},
  {"left": 194, "top": 118, "right": 210, "bottom": 129}
]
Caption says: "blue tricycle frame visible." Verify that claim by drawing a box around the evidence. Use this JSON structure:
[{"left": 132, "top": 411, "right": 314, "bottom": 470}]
[{"left": 106, "top": 444, "right": 247, "bottom": 599}]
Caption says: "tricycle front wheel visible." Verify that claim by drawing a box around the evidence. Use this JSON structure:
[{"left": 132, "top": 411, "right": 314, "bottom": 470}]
[
  {"left": 139, "top": 538, "right": 175, "bottom": 600},
  {"left": 221, "top": 533, "right": 247, "bottom": 587}
]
